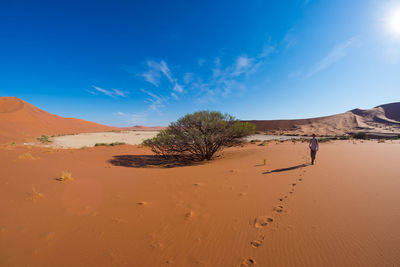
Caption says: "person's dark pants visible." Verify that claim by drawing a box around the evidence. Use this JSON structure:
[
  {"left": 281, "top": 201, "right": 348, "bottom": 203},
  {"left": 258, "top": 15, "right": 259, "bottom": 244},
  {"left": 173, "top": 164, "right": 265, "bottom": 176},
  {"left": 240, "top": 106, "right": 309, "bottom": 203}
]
[{"left": 310, "top": 149, "right": 317, "bottom": 164}]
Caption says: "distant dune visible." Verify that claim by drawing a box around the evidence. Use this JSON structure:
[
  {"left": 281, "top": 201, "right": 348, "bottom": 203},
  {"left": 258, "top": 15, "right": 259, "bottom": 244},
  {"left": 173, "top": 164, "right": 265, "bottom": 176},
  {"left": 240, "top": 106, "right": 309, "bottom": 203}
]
[
  {"left": 120, "top": 125, "right": 166, "bottom": 131},
  {"left": 1, "top": 97, "right": 399, "bottom": 144},
  {"left": 243, "top": 102, "right": 400, "bottom": 137},
  {"left": 0, "top": 97, "right": 117, "bottom": 143}
]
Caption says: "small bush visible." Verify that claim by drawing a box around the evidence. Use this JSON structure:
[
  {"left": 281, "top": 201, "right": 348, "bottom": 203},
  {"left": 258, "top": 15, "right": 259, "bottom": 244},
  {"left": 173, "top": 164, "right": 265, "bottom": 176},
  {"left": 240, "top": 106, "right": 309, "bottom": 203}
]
[
  {"left": 250, "top": 139, "right": 261, "bottom": 144},
  {"left": 94, "top": 142, "right": 126, "bottom": 147},
  {"left": 10, "top": 141, "right": 15, "bottom": 145},
  {"left": 110, "top": 142, "right": 126, "bottom": 146},
  {"left": 143, "top": 111, "right": 255, "bottom": 161},
  {"left": 352, "top": 132, "right": 368, "bottom": 140},
  {"left": 318, "top": 138, "right": 333, "bottom": 143},
  {"left": 37, "top": 135, "right": 51, "bottom": 143}
]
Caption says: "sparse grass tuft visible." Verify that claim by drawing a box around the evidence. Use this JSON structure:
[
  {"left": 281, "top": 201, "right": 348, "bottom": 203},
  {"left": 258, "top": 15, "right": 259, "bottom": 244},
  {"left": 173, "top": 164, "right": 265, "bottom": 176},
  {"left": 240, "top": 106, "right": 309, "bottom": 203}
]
[
  {"left": 27, "top": 186, "right": 44, "bottom": 201},
  {"left": 94, "top": 142, "right": 126, "bottom": 147},
  {"left": 37, "top": 135, "right": 52, "bottom": 143},
  {"left": 18, "top": 153, "right": 37, "bottom": 160},
  {"left": 57, "top": 171, "right": 73, "bottom": 182},
  {"left": 258, "top": 141, "right": 268, "bottom": 146},
  {"left": 11, "top": 141, "right": 15, "bottom": 146}
]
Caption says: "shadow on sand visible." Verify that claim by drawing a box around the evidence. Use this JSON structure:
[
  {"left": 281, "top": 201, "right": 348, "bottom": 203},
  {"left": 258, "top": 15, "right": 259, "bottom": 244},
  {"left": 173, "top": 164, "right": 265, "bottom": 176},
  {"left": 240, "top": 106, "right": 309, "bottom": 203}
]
[
  {"left": 109, "top": 155, "right": 203, "bottom": 168},
  {"left": 263, "top": 163, "right": 310, "bottom": 174}
]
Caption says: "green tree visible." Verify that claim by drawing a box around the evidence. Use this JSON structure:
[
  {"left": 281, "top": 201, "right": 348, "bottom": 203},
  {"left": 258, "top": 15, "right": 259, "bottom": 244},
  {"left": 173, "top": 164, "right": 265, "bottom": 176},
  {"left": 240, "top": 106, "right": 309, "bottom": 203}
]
[{"left": 143, "top": 111, "right": 255, "bottom": 160}]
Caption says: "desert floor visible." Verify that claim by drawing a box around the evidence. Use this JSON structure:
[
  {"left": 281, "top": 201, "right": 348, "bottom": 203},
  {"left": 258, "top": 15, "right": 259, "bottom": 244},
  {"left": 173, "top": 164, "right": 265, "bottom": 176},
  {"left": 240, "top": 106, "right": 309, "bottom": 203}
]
[
  {"left": 1, "top": 140, "right": 399, "bottom": 266},
  {"left": 47, "top": 131, "right": 160, "bottom": 149},
  {"left": 36, "top": 131, "right": 306, "bottom": 149}
]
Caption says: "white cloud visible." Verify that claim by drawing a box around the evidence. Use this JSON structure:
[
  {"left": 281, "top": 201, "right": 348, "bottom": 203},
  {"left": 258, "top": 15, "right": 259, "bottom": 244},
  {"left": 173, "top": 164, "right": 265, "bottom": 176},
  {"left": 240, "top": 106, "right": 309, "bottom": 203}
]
[
  {"left": 183, "top": 72, "right": 194, "bottom": 84},
  {"left": 111, "top": 88, "right": 128, "bottom": 97},
  {"left": 141, "top": 61, "right": 162, "bottom": 86},
  {"left": 307, "top": 36, "right": 358, "bottom": 77},
  {"left": 114, "top": 111, "right": 147, "bottom": 125},
  {"left": 136, "top": 41, "right": 274, "bottom": 106},
  {"left": 159, "top": 61, "right": 173, "bottom": 83},
  {"left": 140, "top": 89, "right": 167, "bottom": 111},
  {"left": 141, "top": 60, "right": 184, "bottom": 94},
  {"left": 258, "top": 44, "right": 275, "bottom": 58},
  {"left": 234, "top": 55, "right": 253, "bottom": 74},
  {"left": 282, "top": 28, "right": 297, "bottom": 49},
  {"left": 92, "top": 86, "right": 129, "bottom": 98},
  {"left": 171, "top": 92, "right": 179, "bottom": 100},
  {"left": 173, "top": 83, "right": 183, "bottom": 93}
]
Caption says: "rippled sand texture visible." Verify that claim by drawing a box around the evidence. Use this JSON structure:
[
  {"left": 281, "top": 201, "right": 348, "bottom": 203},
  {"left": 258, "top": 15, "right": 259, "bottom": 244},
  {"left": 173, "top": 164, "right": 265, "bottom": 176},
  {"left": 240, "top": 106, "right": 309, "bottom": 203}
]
[{"left": 1, "top": 140, "right": 399, "bottom": 266}]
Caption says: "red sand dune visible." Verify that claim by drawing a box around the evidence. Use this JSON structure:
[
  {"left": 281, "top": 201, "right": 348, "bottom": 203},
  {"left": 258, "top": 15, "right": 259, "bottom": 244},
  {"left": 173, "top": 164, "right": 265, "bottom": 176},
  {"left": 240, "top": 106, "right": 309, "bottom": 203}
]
[
  {"left": 0, "top": 97, "right": 117, "bottom": 143},
  {"left": 243, "top": 102, "right": 400, "bottom": 136}
]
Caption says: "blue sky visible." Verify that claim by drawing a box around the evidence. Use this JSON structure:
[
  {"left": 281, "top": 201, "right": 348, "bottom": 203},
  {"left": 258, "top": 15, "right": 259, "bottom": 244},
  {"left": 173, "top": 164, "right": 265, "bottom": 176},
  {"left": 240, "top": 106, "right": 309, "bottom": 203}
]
[{"left": 1, "top": 0, "right": 400, "bottom": 126}]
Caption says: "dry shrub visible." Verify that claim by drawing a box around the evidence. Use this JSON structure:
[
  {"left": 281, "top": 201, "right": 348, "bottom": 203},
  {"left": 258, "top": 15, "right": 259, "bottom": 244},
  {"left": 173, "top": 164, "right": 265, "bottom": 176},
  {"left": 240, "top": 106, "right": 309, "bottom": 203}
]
[
  {"left": 18, "top": 153, "right": 37, "bottom": 160},
  {"left": 27, "top": 186, "right": 44, "bottom": 201},
  {"left": 57, "top": 171, "right": 73, "bottom": 182}
]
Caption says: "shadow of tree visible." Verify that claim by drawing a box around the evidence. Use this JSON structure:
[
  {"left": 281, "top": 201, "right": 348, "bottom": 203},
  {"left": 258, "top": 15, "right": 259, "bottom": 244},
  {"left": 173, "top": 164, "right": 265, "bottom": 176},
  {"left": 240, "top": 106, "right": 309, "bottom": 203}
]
[
  {"left": 263, "top": 163, "right": 310, "bottom": 174},
  {"left": 109, "top": 155, "right": 204, "bottom": 168}
]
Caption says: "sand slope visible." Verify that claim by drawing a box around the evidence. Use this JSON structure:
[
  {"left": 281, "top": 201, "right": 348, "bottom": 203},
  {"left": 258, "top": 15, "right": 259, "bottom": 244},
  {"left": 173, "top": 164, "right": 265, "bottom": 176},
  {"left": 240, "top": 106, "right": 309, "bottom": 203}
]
[
  {"left": 1, "top": 141, "right": 399, "bottom": 266},
  {"left": 0, "top": 97, "right": 117, "bottom": 143},
  {"left": 244, "top": 102, "right": 400, "bottom": 136}
]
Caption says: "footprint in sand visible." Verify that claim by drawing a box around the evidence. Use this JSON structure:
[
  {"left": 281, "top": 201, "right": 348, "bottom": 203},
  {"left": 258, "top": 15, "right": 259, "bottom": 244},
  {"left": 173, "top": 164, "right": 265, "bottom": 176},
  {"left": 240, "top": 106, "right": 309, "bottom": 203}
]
[
  {"left": 239, "top": 258, "right": 256, "bottom": 266},
  {"left": 251, "top": 216, "right": 273, "bottom": 228},
  {"left": 150, "top": 242, "right": 164, "bottom": 249},
  {"left": 185, "top": 210, "right": 194, "bottom": 220},
  {"left": 292, "top": 183, "right": 296, "bottom": 187},
  {"left": 273, "top": 205, "right": 284, "bottom": 213},
  {"left": 250, "top": 235, "right": 265, "bottom": 248},
  {"left": 111, "top": 217, "right": 127, "bottom": 224}
]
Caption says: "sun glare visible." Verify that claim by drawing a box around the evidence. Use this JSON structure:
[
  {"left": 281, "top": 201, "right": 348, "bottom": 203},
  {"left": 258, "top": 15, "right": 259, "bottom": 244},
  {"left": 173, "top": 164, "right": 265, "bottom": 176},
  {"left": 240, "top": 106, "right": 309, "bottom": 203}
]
[{"left": 386, "top": 5, "right": 400, "bottom": 37}]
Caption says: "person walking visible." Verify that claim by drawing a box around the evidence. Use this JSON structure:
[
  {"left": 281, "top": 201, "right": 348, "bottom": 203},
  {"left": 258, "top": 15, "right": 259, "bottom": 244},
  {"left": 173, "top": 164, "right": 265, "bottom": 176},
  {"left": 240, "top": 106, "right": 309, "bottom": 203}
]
[{"left": 309, "top": 134, "right": 319, "bottom": 165}]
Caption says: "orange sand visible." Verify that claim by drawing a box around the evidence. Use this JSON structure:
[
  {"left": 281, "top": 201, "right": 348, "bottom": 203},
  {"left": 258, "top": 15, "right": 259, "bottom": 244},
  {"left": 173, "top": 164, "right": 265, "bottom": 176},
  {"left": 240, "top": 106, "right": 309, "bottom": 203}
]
[{"left": 1, "top": 140, "right": 399, "bottom": 266}]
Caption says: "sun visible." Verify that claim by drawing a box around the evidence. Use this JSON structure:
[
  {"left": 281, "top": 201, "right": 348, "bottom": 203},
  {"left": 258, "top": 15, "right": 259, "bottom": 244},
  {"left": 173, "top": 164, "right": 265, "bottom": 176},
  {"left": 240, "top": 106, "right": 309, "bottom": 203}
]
[{"left": 386, "top": 5, "right": 400, "bottom": 37}]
